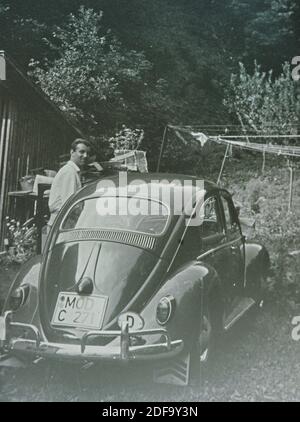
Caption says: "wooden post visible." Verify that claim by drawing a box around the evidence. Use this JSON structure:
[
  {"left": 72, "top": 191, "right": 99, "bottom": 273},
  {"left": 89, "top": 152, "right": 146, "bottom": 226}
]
[
  {"left": 0, "top": 99, "right": 12, "bottom": 249},
  {"left": 0, "top": 51, "right": 6, "bottom": 81},
  {"left": 15, "top": 157, "right": 20, "bottom": 190},
  {"left": 156, "top": 125, "right": 168, "bottom": 172},
  {"left": 26, "top": 154, "right": 30, "bottom": 175},
  {"left": 262, "top": 150, "right": 266, "bottom": 175},
  {"left": 36, "top": 184, "right": 47, "bottom": 254},
  {"left": 288, "top": 160, "right": 295, "bottom": 213},
  {"left": 217, "top": 143, "right": 230, "bottom": 185}
]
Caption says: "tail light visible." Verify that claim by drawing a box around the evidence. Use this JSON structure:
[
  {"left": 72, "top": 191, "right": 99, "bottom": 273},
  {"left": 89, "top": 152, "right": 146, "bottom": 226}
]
[
  {"left": 8, "top": 285, "right": 30, "bottom": 311},
  {"left": 156, "top": 295, "right": 175, "bottom": 325}
]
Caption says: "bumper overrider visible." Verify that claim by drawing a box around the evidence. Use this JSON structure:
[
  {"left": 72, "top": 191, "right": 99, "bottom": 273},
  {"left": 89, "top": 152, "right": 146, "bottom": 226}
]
[{"left": 0, "top": 311, "right": 184, "bottom": 363}]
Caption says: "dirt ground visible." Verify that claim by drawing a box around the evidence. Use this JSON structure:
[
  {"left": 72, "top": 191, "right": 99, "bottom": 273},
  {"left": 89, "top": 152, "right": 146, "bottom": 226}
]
[{"left": 0, "top": 265, "right": 300, "bottom": 402}]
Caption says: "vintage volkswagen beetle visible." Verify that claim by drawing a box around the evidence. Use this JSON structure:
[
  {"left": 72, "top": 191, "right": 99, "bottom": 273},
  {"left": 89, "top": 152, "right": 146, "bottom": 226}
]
[{"left": 0, "top": 173, "right": 270, "bottom": 384}]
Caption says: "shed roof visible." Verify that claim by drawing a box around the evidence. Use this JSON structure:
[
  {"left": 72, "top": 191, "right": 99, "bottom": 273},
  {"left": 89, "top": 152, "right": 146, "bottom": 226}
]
[{"left": 0, "top": 50, "right": 84, "bottom": 137}]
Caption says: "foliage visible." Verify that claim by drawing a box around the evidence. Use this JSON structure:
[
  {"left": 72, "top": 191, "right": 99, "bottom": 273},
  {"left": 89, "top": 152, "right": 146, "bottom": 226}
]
[
  {"left": 224, "top": 61, "right": 300, "bottom": 137},
  {"left": 159, "top": 129, "right": 203, "bottom": 175},
  {"left": 109, "top": 125, "right": 144, "bottom": 151},
  {"left": 229, "top": 0, "right": 296, "bottom": 66},
  {"left": 0, "top": 2, "right": 8, "bottom": 14},
  {"left": 4, "top": 217, "right": 37, "bottom": 264},
  {"left": 29, "top": 6, "right": 164, "bottom": 135},
  {"left": 227, "top": 168, "right": 300, "bottom": 300},
  {"left": 1, "top": 0, "right": 299, "bottom": 165}
]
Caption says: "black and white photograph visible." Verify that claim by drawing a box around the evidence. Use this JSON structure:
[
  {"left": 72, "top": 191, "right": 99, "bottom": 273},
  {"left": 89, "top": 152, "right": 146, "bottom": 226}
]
[{"left": 0, "top": 0, "right": 300, "bottom": 404}]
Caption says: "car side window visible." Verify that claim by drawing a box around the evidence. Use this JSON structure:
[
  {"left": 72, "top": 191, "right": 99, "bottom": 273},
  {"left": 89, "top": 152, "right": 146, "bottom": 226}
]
[
  {"left": 220, "top": 194, "right": 240, "bottom": 234},
  {"left": 220, "top": 196, "right": 232, "bottom": 228},
  {"left": 199, "top": 196, "right": 223, "bottom": 238}
]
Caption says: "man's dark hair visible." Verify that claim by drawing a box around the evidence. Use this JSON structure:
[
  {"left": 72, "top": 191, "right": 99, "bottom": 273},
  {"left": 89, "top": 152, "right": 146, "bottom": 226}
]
[{"left": 71, "top": 138, "right": 91, "bottom": 151}]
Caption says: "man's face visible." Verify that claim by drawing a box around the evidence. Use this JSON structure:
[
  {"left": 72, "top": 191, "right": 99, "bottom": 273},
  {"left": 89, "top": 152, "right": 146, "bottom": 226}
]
[{"left": 70, "top": 143, "right": 90, "bottom": 168}]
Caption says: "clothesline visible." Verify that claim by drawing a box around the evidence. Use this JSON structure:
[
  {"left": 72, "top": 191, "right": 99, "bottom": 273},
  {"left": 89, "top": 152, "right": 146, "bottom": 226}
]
[
  {"left": 215, "top": 135, "right": 300, "bottom": 138},
  {"left": 208, "top": 136, "right": 300, "bottom": 158},
  {"left": 160, "top": 125, "right": 299, "bottom": 211},
  {"left": 156, "top": 124, "right": 300, "bottom": 173},
  {"left": 171, "top": 127, "right": 300, "bottom": 158},
  {"left": 169, "top": 124, "right": 300, "bottom": 133}
]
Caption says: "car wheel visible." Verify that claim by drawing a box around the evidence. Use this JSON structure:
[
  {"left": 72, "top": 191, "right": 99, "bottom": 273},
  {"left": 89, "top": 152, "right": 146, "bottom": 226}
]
[
  {"left": 189, "top": 301, "right": 217, "bottom": 384},
  {"left": 198, "top": 308, "right": 212, "bottom": 363}
]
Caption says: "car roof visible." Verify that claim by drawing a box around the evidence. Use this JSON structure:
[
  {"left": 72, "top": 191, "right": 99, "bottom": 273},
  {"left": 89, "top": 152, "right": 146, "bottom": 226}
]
[{"left": 73, "top": 173, "right": 221, "bottom": 210}]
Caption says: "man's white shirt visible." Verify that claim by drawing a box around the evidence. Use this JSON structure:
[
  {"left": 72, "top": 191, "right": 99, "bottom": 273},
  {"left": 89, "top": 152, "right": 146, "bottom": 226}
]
[{"left": 48, "top": 160, "right": 81, "bottom": 226}]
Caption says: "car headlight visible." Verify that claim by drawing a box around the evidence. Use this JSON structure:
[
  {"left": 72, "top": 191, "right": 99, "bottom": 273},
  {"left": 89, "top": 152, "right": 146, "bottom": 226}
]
[
  {"left": 8, "top": 284, "right": 30, "bottom": 311},
  {"left": 156, "top": 295, "right": 175, "bottom": 325}
]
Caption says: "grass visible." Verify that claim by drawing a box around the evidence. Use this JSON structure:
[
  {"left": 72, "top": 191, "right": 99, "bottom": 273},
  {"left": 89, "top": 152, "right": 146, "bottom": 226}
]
[{"left": 0, "top": 301, "right": 299, "bottom": 402}]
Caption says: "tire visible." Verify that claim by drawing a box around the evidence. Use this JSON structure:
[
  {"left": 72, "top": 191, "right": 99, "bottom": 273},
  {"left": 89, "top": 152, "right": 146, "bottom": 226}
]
[
  {"left": 198, "top": 305, "right": 213, "bottom": 363},
  {"left": 189, "top": 299, "right": 220, "bottom": 384}
]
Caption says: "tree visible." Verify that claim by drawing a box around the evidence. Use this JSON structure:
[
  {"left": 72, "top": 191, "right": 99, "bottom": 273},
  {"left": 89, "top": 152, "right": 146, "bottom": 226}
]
[
  {"left": 2, "top": 0, "right": 299, "bottom": 168},
  {"left": 0, "top": 1, "right": 51, "bottom": 69},
  {"left": 29, "top": 6, "right": 162, "bottom": 134},
  {"left": 228, "top": 0, "right": 296, "bottom": 70},
  {"left": 2, "top": 1, "right": 299, "bottom": 124},
  {"left": 224, "top": 61, "right": 300, "bottom": 137}
]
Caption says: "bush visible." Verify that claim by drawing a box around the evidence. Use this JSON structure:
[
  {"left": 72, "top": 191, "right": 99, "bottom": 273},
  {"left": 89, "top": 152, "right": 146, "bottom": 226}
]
[
  {"left": 227, "top": 168, "right": 300, "bottom": 301},
  {"left": 4, "top": 217, "right": 37, "bottom": 264},
  {"left": 109, "top": 125, "right": 144, "bottom": 151}
]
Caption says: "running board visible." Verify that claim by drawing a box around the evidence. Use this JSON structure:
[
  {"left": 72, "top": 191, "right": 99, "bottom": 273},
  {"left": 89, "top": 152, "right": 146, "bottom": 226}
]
[{"left": 224, "top": 297, "right": 256, "bottom": 331}]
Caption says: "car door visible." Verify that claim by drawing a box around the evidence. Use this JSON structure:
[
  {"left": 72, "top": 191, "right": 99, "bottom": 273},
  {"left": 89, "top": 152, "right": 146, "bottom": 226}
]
[
  {"left": 219, "top": 191, "right": 245, "bottom": 296},
  {"left": 196, "top": 194, "right": 235, "bottom": 315}
]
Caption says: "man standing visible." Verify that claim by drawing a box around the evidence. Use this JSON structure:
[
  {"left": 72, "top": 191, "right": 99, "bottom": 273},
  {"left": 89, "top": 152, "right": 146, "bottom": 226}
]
[{"left": 48, "top": 138, "right": 91, "bottom": 229}]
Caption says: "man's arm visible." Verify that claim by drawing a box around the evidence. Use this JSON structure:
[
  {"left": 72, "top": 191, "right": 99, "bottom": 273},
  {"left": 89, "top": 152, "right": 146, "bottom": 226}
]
[
  {"left": 59, "top": 171, "right": 80, "bottom": 204},
  {"left": 48, "top": 169, "right": 79, "bottom": 214}
]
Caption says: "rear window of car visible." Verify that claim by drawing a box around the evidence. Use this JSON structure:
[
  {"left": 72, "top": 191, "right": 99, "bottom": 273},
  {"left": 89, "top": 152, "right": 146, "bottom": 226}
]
[{"left": 60, "top": 196, "right": 169, "bottom": 235}]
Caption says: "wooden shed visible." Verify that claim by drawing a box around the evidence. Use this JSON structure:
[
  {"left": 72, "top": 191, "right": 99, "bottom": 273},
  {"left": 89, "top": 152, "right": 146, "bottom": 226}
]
[{"left": 0, "top": 51, "right": 82, "bottom": 248}]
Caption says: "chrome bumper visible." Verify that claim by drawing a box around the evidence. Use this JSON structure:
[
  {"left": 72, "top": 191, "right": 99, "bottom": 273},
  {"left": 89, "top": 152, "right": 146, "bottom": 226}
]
[{"left": 0, "top": 311, "right": 183, "bottom": 363}]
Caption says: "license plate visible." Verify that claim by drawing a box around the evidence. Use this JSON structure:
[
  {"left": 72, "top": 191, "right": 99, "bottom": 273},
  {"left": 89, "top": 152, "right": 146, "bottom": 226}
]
[{"left": 51, "top": 292, "right": 108, "bottom": 330}]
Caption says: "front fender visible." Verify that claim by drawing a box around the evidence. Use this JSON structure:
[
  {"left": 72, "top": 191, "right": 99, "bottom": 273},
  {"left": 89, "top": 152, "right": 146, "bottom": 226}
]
[
  {"left": 140, "top": 261, "right": 222, "bottom": 350},
  {"left": 245, "top": 242, "right": 270, "bottom": 287},
  {"left": 2, "top": 255, "right": 42, "bottom": 326}
]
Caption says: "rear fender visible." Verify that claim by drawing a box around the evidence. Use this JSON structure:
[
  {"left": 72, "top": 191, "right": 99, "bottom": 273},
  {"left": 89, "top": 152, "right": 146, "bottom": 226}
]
[
  {"left": 140, "top": 261, "right": 223, "bottom": 349},
  {"left": 2, "top": 255, "right": 42, "bottom": 326},
  {"left": 244, "top": 242, "right": 270, "bottom": 288}
]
